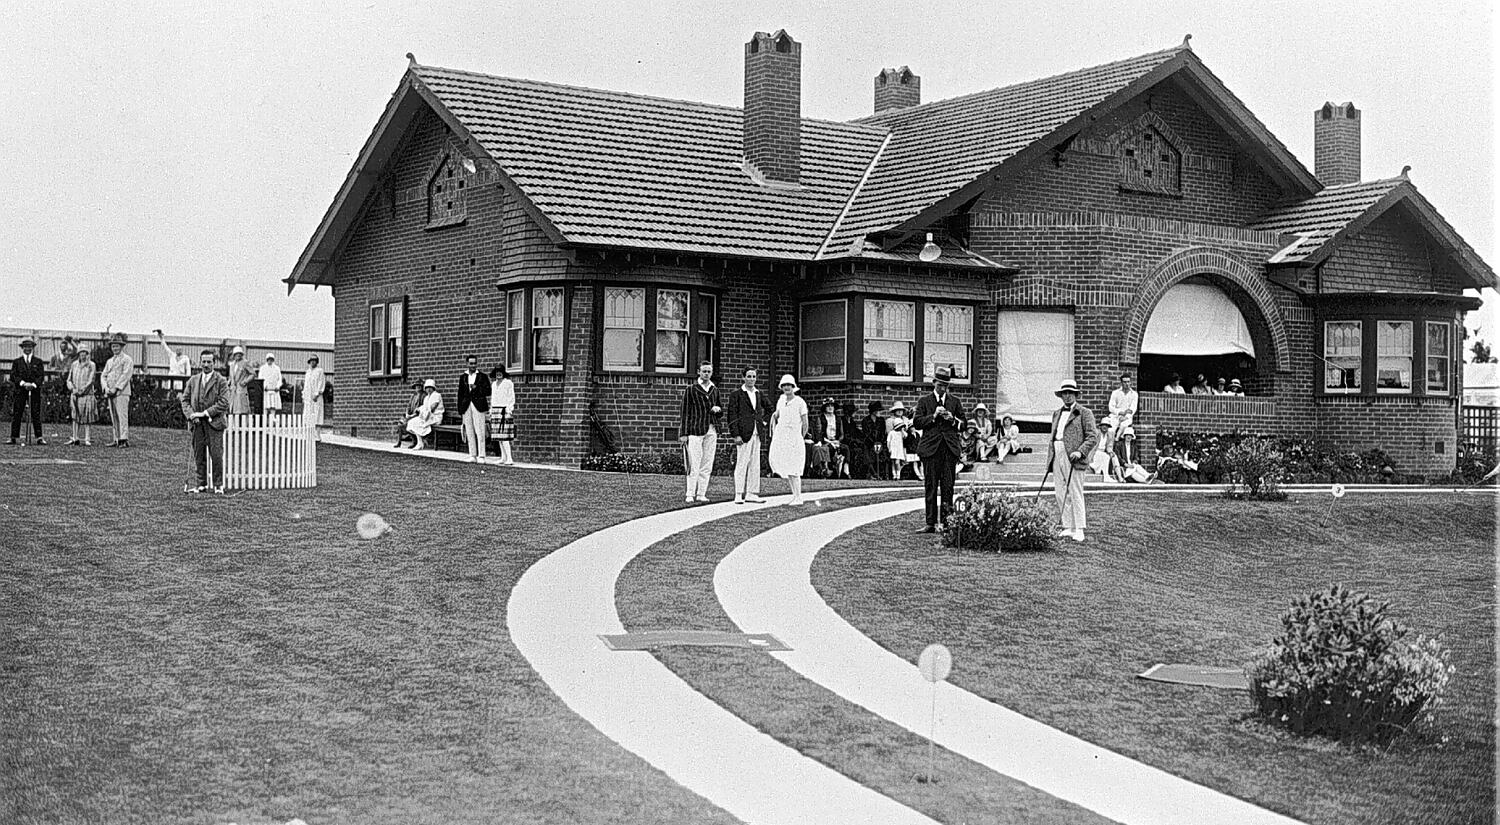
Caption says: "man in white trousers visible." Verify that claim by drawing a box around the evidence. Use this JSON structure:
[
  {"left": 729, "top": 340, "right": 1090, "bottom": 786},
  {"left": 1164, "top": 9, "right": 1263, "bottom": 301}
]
[
  {"left": 678, "top": 362, "right": 722, "bottom": 503},
  {"left": 725, "top": 367, "right": 770, "bottom": 504},
  {"left": 455, "top": 354, "right": 491, "bottom": 464},
  {"left": 1047, "top": 379, "right": 1100, "bottom": 542}
]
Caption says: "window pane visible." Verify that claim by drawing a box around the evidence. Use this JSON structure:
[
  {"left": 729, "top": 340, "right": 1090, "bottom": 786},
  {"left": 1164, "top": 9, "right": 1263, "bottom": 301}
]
[
  {"left": 863, "top": 339, "right": 912, "bottom": 378},
  {"left": 369, "top": 305, "right": 384, "bottom": 373},
  {"left": 658, "top": 289, "right": 689, "bottom": 331},
  {"left": 534, "top": 328, "right": 563, "bottom": 366},
  {"left": 697, "top": 332, "right": 715, "bottom": 368},
  {"left": 699, "top": 294, "right": 717, "bottom": 334},
  {"left": 924, "top": 343, "right": 970, "bottom": 381},
  {"left": 1427, "top": 322, "right": 1450, "bottom": 393},
  {"left": 387, "top": 302, "right": 404, "bottom": 373},
  {"left": 1376, "top": 321, "right": 1412, "bottom": 391},
  {"left": 1324, "top": 321, "right": 1361, "bottom": 391},
  {"left": 655, "top": 330, "right": 687, "bottom": 369},
  {"left": 605, "top": 288, "right": 644, "bottom": 328},
  {"left": 506, "top": 329, "right": 523, "bottom": 370},
  {"left": 603, "top": 329, "right": 642, "bottom": 370},
  {"left": 508, "top": 290, "right": 525, "bottom": 329},
  {"left": 924, "top": 304, "right": 973, "bottom": 343},
  {"left": 802, "top": 338, "right": 844, "bottom": 377},
  {"left": 801, "top": 301, "right": 845, "bottom": 338},
  {"left": 534, "top": 288, "right": 564, "bottom": 327},
  {"left": 864, "top": 300, "right": 914, "bottom": 340}
]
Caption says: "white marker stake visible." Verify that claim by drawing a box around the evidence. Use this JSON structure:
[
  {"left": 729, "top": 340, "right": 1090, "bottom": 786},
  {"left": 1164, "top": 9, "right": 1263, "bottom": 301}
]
[{"left": 917, "top": 643, "right": 952, "bottom": 783}]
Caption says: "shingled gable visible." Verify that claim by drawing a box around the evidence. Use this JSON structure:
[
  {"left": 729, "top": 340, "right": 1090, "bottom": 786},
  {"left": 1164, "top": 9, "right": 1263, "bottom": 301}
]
[
  {"left": 1249, "top": 175, "right": 1498, "bottom": 291},
  {"left": 829, "top": 42, "right": 1323, "bottom": 254}
]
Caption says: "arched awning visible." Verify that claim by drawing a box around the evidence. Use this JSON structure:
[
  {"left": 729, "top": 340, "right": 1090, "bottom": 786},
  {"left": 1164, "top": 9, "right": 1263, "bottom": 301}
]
[{"left": 1141, "top": 283, "right": 1256, "bottom": 356}]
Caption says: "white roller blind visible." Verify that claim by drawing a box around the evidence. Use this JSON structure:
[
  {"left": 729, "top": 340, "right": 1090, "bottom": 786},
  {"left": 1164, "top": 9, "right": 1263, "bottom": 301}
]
[
  {"left": 1141, "top": 283, "right": 1256, "bottom": 357},
  {"left": 996, "top": 311, "right": 1073, "bottom": 423}
]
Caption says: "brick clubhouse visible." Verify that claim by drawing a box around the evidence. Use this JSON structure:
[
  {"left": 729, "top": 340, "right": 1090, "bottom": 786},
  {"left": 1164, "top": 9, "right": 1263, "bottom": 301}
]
[{"left": 286, "top": 31, "right": 1494, "bottom": 474}]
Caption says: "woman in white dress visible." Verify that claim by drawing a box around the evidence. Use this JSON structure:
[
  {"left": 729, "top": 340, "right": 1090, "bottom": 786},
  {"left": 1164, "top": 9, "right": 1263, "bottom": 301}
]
[
  {"left": 885, "top": 401, "right": 910, "bottom": 480},
  {"left": 769, "top": 374, "right": 810, "bottom": 505},
  {"left": 257, "top": 353, "right": 284, "bottom": 413}
]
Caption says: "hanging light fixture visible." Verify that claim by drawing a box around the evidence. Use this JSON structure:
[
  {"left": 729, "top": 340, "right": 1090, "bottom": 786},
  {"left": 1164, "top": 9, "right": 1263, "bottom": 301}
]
[{"left": 918, "top": 232, "right": 942, "bottom": 262}]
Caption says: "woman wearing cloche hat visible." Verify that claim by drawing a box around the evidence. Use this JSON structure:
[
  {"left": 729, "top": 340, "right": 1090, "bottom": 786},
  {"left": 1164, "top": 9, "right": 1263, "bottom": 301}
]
[
  {"left": 226, "top": 346, "right": 255, "bottom": 415},
  {"left": 768, "top": 374, "right": 809, "bottom": 504}
]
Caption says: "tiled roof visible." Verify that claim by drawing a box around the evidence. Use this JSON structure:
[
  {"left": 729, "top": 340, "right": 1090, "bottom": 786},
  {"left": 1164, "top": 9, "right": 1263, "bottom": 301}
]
[
  {"left": 1247, "top": 177, "right": 1404, "bottom": 264},
  {"left": 414, "top": 66, "right": 887, "bottom": 260},
  {"left": 823, "top": 46, "right": 1188, "bottom": 253}
]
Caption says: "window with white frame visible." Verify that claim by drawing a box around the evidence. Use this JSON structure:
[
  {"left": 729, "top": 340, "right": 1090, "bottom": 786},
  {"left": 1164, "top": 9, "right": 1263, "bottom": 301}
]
[
  {"left": 800, "top": 300, "right": 846, "bottom": 380},
  {"left": 532, "top": 287, "right": 565, "bottom": 370},
  {"left": 655, "top": 289, "right": 690, "bottom": 372},
  {"left": 1323, "top": 321, "right": 1361, "bottom": 393},
  {"left": 603, "top": 287, "right": 645, "bottom": 371},
  {"left": 368, "top": 304, "right": 385, "bottom": 375},
  {"left": 922, "top": 303, "right": 973, "bottom": 383},
  {"left": 368, "top": 298, "right": 406, "bottom": 377},
  {"left": 863, "top": 299, "right": 914, "bottom": 380},
  {"left": 506, "top": 289, "right": 525, "bottom": 371},
  {"left": 1426, "top": 321, "right": 1451, "bottom": 394},
  {"left": 696, "top": 293, "right": 717, "bottom": 371},
  {"left": 1376, "top": 320, "right": 1412, "bottom": 393}
]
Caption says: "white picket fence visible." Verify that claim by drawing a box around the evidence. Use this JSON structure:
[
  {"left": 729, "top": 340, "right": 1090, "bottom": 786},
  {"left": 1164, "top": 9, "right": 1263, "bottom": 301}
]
[{"left": 223, "top": 413, "right": 318, "bottom": 489}]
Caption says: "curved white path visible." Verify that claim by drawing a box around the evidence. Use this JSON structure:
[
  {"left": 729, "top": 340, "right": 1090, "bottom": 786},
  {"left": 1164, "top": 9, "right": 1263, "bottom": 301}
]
[
  {"left": 715, "top": 498, "right": 1307, "bottom": 825},
  {"left": 507, "top": 489, "right": 939, "bottom": 825}
]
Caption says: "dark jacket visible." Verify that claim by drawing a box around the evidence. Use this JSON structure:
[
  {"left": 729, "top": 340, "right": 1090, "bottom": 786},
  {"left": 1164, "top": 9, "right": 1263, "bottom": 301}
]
[
  {"left": 809, "top": 411, "right": 845, "bottom": 446},
  {"left": 9, "top": 355, "right": 46, "bottom": 390},
  {"left": 457, "top": 371, "right": 491, "bottom": 413},
  {"left": 1046, "top": 403, "right": 1101, "bottom": 470},
  {"left": 725, "top": 387, "right": 769, "bottom": 442},
  {"left": 180, "top": 370, "right": 230, "bottom": 432},
  {"left": 914, "top": 390, "right": 965, "bottom": 459}
]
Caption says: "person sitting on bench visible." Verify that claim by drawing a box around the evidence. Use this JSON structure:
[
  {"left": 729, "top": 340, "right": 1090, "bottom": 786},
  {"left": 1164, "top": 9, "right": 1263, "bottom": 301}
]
[{"left": 395, "top": 379, "right": 444, "bottom": 449}]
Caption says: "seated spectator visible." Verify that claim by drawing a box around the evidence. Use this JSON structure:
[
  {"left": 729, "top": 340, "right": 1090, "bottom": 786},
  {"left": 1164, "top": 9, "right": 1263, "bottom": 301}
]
[
  {"left": 972, "top": 403, "right": 999, "bottom": 461},
  {"left": 808, "top": 398, "right": 845, "bottom": 479},
  {"left": 1227, "top": 378, "right": 1245, "bottom": 396},
  {"left": 1190, "top": 374, "right": 1211, "bottom": 395},
  {"left": 395, "top": 379, "right": 444, "bottom": 449},
  {"left": 1163, "top": 373, "right": 1186, "bottom": 394},
  {"left": 1090, "top": 416, "right": 1126, "bottom": 482},
  {"left": 995, "top": 415, "right": 1022, "bottom": 463},
  {"left": 1213, "top": 377, "right": 1229, "bottom": 395},
  {"left": 861, "top": 401, "right": 887, "bottom": 480},
  {"left": 959, "top": 417, "right": 981, "bottom": 471},
  {"left": 392, "top": 380, "right": 424, "bottom": 441},
  {"left": 840, "top": 401, "right": 868, "bottom": 479}
]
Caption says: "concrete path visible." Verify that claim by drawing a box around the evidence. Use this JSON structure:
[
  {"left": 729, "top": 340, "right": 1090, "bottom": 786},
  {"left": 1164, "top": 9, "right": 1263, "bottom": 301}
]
[
  {"left": 714, "top": 498, "right": 1309, "bottom": 825},
  {"left": 507, "top": 488, "right": 941, "bottom": 825}
]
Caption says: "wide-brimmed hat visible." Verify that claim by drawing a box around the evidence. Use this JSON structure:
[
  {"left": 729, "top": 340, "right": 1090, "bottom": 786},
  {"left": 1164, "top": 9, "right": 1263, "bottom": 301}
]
[
  {"left": 933, "top": 366, "right": 952, "bottom": 383},
  {"left": 19, "top": 337, "right": 35, "bottom": 347},
  {"left": 867, "top": 400, "right": 884, "bottom": 413},
  {"left": 1055, "top": 379, "right": 1081, "bottom": 396},
  {"left": 974, "top": 403, "right": 988, "bottom": 412},
  {"left": 1229, "top": 379, "right": 1243, "bottom": 388},
  {"left": 232, "top": 345, "right": 245, "bottom": 355},
  {"left": 422, "top": 379, "right": 437, "bottom": 390},
  {"left": 778, "top": 374, "right": 798, "bottom": 389},
  {"left": 890, "top": 401, "right": 906, "bottom": 412},
  {"left": 1100, "top": 414, "right": 1118, "bottom": 430}
]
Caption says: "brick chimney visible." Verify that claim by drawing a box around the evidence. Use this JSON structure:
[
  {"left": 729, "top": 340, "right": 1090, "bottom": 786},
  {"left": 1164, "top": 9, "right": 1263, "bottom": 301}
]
[
  {"left": 874, "top": 67, "right": 920, "bottom": 113},
  {"left": 1314, "top": 101, "right": 1361, "bottom": 187},
  {"left": 744, "top": 30, "right": 801, "bottom": 184}
]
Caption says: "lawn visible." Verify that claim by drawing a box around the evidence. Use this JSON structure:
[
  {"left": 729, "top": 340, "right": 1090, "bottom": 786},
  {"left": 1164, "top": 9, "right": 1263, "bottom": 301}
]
[
  {"left": 617, "top": 491, "right": 1496, "bottom": 825},
  {"left": 3, "top": 430, "right": 1494, "bottom": 825}
]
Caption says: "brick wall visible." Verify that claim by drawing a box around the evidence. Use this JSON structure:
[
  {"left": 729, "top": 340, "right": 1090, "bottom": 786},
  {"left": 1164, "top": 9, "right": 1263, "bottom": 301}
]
[
  {"left": 1313, "top": 102, "right": 1361, "bottom": 187},
  {"left": 743, "top": 31, "right": 801, "bottom": 184},
  {"left": 1315, "top": 396, "right": 1457, "bottom": 478}
]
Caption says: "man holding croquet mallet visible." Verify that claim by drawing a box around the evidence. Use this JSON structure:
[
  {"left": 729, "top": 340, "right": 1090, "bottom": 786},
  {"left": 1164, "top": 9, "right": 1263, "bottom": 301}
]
[
  {"left": 181, "top": 349, "right": 230, "bottom": 494},
  {"left": 1047, "top": 379, "right": 1099, "bottom": 542}
]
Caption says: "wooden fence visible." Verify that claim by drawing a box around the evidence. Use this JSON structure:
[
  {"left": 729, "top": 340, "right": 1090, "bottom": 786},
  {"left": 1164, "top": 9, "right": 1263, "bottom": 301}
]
[
  {"left": 1460, "top": 405, "right": 1499, "bottom": 455},
  {"left": 224, "top": 414, "right": 318, "bottom": 489}
]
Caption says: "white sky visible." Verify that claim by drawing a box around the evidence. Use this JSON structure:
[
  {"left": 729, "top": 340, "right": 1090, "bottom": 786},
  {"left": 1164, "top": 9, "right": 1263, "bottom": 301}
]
[{"left": 3, "top": 0, "right": 1495, "bottom": 344}]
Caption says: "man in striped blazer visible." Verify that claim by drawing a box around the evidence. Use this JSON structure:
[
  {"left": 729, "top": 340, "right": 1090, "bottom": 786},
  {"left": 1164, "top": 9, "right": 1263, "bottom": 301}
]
[
  {"left": 678, "top": 361, "right": 723, "bottom": 503},
  {"left": 181, "top": 349, "right": 230, "bottom": 494}
]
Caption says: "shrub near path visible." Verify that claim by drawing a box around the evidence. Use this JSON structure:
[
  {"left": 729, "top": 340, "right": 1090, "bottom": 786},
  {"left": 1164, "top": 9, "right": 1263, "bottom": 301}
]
[{"left": 0, "top": 430, "right": 739, "bottom": 825}]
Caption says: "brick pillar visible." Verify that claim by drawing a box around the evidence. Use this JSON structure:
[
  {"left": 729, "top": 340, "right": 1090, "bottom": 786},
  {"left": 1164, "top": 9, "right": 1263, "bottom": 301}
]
[
  {"left": 874, "top": 67, "right": 920, "bottom": 113},
  {"left": 559, "top": 284, "right": 595, "bottom": 467},
  {"left": 744, "top": 30, "right": 801, "bottom": 184},
  {"left": 1314, "top": 101, "right": 1360, "bottom": 187}
]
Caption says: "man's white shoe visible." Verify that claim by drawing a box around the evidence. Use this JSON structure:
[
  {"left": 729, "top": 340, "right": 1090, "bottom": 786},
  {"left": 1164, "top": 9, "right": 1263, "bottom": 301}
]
[
  {"left": 695, "top": 495, "right": 709, "bottom": 502},
  {"left": 685, "top": 497, "right": 695, "bottom": 504},
  {"left": 745, "top": 493, "right": 765, "bottom": 503},
  {"left": 1072, "top": 529, "right": 1086, "bottom": 542},
  {"left": 1058, "top": 528, "right": 1075, "bottom": 537}
]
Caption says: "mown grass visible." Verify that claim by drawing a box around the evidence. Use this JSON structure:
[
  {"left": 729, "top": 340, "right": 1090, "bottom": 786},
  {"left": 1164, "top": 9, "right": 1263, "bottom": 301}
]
[
  {"left": 0, "top": 429, "right": 741, "bottom": 825},
  {"left": 618, "top": 491, "right": 1496, "bottom": 825}
]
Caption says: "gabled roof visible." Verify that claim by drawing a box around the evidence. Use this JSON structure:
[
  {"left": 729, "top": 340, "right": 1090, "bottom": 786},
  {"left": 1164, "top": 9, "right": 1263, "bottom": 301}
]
[
  {"left": 824, "top": 44, "right": 1321, "bottom": 252},
  {"left": 1248, "top": 175, "right": 1497, "bottom": 290}
]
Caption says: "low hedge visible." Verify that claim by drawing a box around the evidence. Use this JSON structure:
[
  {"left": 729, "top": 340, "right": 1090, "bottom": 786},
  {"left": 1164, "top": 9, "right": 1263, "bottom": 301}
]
[{"left": 1155, "top": 429, "right": 1404, "bottom": 485}]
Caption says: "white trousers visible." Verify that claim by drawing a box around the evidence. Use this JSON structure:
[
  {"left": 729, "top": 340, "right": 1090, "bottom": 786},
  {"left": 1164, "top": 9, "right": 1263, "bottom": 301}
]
[
  {"left": 733, "top": 433, "right": 761, "bottom": 496},
  {"left": 685, "top": 426, "right": 718, "bottom": 499},
  {"left": 110, "top": 395, "right": 130, "bottom": 441},
  {"left": 461, "top": 406, "right": 486, "bottom": 458},
  {"left": 1051, "top": 439, "right": 1087, "bottom": 530}
]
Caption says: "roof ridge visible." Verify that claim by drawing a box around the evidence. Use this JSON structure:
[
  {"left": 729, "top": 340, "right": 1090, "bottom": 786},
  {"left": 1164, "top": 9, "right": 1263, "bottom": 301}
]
[
  {"left": 414, "top": 63, "right": 888, "bottom": 134},
  {"left": 849, "top": 42, "right": 1188, "bottom": 125}
]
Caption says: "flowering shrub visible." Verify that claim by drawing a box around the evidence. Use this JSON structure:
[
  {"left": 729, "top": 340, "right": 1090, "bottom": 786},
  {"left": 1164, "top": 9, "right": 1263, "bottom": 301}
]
[
  {"left": 1246, "top": 584, "right": 1453, "bottom": 746},
  {"left": 1222, "top": 437, "right": 1287, "bottom": 500},
  {"left": 942, "top": 487, "right": 1056, "bottom": 553},
  {"left": 1155, "top": 430, "right": 1403, "bottom": 485}
]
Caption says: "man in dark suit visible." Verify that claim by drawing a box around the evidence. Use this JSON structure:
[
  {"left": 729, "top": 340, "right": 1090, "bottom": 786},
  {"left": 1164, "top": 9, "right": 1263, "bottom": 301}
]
[
  {"left": 456, "top": 354, "right": 491, "bottom": 463},
  {"left": 8, "top": 337, "right": 47, "bottom": 445},
  {"left": 914, "top": 367, "right": 964, "bottom": 533},
  {"left": 725, "top": 367, "right": 770, "bottom": 504},
  {"left": 181, "top": 349, "right": 230, "bottom": 493}
]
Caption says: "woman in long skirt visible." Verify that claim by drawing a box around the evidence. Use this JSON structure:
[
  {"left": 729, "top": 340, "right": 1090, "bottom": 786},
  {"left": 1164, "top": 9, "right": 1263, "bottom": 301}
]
[
  {"left": 66, "top": 349, "right": 97, "bottom": 446},
  {"left": 487, "top": 365, "right": 517, "bottom": 465},
  {"left": 768, "top": 374, "right": 809, "bottom": 505}
]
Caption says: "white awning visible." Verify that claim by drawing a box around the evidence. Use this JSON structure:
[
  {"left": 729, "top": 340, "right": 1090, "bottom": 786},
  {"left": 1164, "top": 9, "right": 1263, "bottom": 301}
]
[{"left": 1141, "top": 283, "right": 1256, "bottom": 357}]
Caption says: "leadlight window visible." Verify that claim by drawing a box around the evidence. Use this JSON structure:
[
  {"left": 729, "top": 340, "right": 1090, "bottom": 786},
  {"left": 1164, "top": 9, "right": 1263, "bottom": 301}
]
[
  {"left": 863, "top": 300, "right": 914, "bottom": 380},
  {"left": 532, "top": 287, "right": 565, "bottom": 371},
  {"left": 603, "top": 288, "right": 645, "bottom": 371},
  {"left": 799, "top": 300, "right": 847, "bottom": 380},
  {"left": 1426, "top": 322, "right": 1451, "bottom": 394},
  {"left": 1376, "top": 321, "right": 1413, "bottom": 393},
  {"left": 1323, "top": 321, "right": 1361, "bottom": 393},
  {"left": 922, "top": 303, "right": 973, "bottom": 383},
  {"left": 655, "top": 289, "right": 690, "bottom": 372}
]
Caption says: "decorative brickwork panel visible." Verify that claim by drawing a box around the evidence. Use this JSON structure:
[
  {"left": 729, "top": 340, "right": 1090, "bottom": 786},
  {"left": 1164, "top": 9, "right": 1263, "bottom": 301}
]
[
  {"left": 1117, "top": 112, "right": 1184, "bottom": 196},
  {"left": 425, "top": 142, "right": 471, "bottom": 229}
]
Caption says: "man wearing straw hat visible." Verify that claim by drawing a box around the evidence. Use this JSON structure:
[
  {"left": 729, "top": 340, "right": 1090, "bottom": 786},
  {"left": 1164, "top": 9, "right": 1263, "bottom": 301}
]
[
  {"left": 181, "top": 349, "right": 230, "bottom": 494},
  {"left": 101, "top": 334, "right": 135, "bottom": 447},
  {"left": 1047, "top": 379, "right": 1100, "bottom": 541}
]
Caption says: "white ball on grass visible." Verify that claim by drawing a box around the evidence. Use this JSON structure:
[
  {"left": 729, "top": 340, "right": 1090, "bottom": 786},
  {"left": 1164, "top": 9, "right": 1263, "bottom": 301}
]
[{"left": 356, "top": 512, "right": 392, "bottom": 540}]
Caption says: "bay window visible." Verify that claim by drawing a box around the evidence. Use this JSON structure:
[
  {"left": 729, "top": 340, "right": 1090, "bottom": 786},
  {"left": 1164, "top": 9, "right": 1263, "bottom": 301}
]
[
  {"left": 799, "top": 300, "right": 847, "bottom": 380},
  {"left": 594, "top": 285, "right": 717, "bottom": 373},
  {"left": 1375, "top": 320, "right": 1412, "bottom": 393},
  {"left": 863, "top": 299, "right": 914, "bottom": 380},
  {"left": 532, "top": 287, "right": 566, "bottom": 370},
  {"left": 1323, "top": 321, "right": 1361, "bottom": 393},
  {"left": 799, "top": 296, "right": 976, "bottom": 384},
  {"left": 603, "top": 287, "right": 645, "bottom": 371},
  {"left": 923, "top": 303, "right": 973, "bottom": 383},
  {"left": 506, "top": 289, "right": 525, "bottom": 371},
  {"left": 1426, "top": 322, "right": 1450, "bottom": 394},
  {"left": 655, "top": 289, "right": 690, "bottom": 371}
]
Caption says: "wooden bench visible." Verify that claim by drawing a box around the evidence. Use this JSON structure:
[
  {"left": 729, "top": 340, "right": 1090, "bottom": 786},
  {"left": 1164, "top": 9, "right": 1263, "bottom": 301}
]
[{"left": 430, "top": 422, "right": 465, "bottom": 452}]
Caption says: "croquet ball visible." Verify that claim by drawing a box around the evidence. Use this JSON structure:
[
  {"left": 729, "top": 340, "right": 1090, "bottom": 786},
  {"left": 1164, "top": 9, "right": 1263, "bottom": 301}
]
[{"left": 356, "top": 512, "right": 392, "bottom": 540}]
